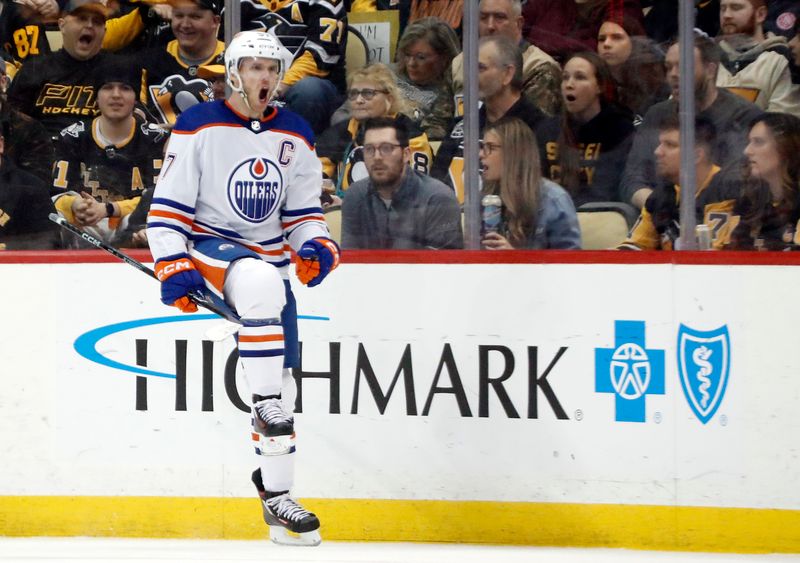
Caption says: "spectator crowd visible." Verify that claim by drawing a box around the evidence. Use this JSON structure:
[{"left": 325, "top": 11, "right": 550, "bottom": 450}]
[{"left": 1, "top": 0, "right": 799, "bottom": 251}]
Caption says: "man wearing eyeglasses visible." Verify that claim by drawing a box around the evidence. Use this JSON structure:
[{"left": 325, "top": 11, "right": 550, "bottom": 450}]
[{"left": 341, "top": 116, "right": 463, "bottom": 249}]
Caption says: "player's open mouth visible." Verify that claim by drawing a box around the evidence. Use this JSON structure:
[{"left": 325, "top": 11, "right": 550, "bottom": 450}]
[{"left": 259, "top": 88, "right": 269, "bottom": 103}]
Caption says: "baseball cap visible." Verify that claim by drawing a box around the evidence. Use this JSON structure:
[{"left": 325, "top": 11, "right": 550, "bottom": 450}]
[
  {"left": 166, "top": 0, "right": 222, "bottom": 15},
  {"left": 63, "top": 0, "right": 110, "bottom": 18}
]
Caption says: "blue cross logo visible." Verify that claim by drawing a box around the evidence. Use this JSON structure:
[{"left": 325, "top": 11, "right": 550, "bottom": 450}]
[{"left": 595, "top": 320, "right": 665, "bottom": 422}]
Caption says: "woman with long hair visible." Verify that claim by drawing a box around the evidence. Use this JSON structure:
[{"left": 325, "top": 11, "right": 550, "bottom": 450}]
[
  {"left": 536, "top": 51, "right": 635, "bottom": 208},
  {"left": 316, "top": 63, "right": 433, "bottom": 197},
  {"left": 597, "top": 15, "right": 668, "bottom": 120},
  {"left": 726, "top": 112, "right": 800, "bottom": 250},
  {"left": 479, "top": 117, "right": 581, "bottom": 250}
]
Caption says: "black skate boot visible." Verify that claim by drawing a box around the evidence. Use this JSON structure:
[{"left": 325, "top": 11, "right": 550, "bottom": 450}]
[
  {"left": 252, "top": 468, "right": 321, "bottom": 546},
  {"left": 252, "top": 394, "right": 294, "bottom": 437}
]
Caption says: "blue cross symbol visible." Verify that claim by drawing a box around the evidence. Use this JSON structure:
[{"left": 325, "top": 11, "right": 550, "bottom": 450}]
[{"left": 595, "top": 320, "right": 665, "bottom": 422}]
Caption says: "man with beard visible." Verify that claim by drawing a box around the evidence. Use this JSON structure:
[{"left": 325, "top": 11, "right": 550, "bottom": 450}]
[
  {"left": 7, "top": 0, "right": 110, "bottom": 139},
  {"left": 342, "top": 116, "right": 463, "bottom": 249},
  {"left": 716, "top": 0, "right": 800, "bottom": 114},
  {"left": 619, "top": 32, "right": 762, "bottom": 209}
]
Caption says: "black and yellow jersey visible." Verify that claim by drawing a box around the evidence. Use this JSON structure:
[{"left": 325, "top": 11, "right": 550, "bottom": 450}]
[
  {"left": 0, "top": 2, "right": 50, "bottom": 67},
  {"left": 52, "top": 115, "right": 168, "bottom": 226},
  {"left": 618, "top": 165, "right": 738, "bottom": 251},
  {"left": 138, "top": 39, "right": 224, "bottom": 125},
  {"left": 316, "top": 113, "right": 433, "bottom": 193},
  {"left": 6, "top": 50, "right": 112, "bottom": 138},
  {"left": 240, "top": 0, "right": 347, "bottom": 90}
]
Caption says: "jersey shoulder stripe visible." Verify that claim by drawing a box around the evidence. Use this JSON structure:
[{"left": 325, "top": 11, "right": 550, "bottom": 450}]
[
  {"left": 265, "top": 108, "right": 316, "bottom": 147},
  {"left": 172, "top": 100, "right": 241, "bottom": 133},
  {"left": 151, "top": 197, "right": 196, "bottom": 215},
  {"left": 171, "top": 101, "right": 316, "bottom": 150},
  {"left": 283, "top": 206, "right": 324, "bottom": 217}
]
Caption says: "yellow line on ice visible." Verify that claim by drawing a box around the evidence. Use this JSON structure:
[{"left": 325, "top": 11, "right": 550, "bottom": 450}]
[{"left": 1, "top": 496, "right": 798, "bottom": 553}]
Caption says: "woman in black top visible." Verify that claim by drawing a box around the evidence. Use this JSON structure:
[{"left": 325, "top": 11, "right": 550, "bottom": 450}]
[
  {"left": 726, "top": 113, "right": 800, "bottom": 250},
  {"left": 537, "top": 51, "right": 635, "bottom": 208}
]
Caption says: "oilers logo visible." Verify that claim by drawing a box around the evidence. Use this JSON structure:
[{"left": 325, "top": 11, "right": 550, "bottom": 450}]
[
  {"left": 677, "top": 324, "right": 730, "bottom": 424},
  {"left": 227, "top": 157, "right": 284, "bottom": 223}
]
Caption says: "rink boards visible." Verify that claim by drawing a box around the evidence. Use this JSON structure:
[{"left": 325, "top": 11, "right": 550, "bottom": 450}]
[{"left": 0, "top": 251, "right": 798, "bottom": 552}]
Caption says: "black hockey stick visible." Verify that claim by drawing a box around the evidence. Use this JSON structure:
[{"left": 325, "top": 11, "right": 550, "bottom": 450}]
[{"left": 48, "top": 213, "right": 246, "bottom": 324}]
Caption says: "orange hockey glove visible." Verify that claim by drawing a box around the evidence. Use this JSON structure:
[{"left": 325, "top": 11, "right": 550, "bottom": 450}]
[
  {"left": 295, "top": 237, "right": 340, "bottom": 287},
  {"left": 154, "top": 254, "right": 205, "bottom": 313}
]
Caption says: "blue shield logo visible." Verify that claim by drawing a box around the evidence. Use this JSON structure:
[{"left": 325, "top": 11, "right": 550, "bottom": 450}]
[{"left": 677, "top": 324, "right": 730, "bottom": 424}]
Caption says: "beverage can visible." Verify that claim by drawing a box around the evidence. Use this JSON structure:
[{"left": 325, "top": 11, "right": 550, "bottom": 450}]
[
  {"left": 481, "top": 194, "right": 503, "bottom": 235},
  {"left": 696, "top": 224, "right": 712, "bottom": 250}
]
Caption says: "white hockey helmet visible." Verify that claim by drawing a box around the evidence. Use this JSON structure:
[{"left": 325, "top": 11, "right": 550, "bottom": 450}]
[{"left": 224, "top": 31, "right": 293, "bottom": 94}]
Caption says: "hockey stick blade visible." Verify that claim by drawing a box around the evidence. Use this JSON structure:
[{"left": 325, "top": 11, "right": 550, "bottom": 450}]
[{"left": 48, "top": 213, "right": 245, "bottom": 324}]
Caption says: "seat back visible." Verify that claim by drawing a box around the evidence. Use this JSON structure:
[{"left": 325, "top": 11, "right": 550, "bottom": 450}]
[
  {"left": 576, "top": 202, "right": 639, "bottom": 250},
  {"left": 324, "top": 205, "right": 342, "bottom": 245}
]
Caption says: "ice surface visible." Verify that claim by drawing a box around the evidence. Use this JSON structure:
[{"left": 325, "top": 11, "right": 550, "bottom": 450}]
[{"left": 0, "top": 538, "right": 799, "bottom": 563}]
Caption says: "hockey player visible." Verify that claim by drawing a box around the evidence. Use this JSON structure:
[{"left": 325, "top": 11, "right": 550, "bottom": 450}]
[{"left": 146, "top": 30, "right": 339, "bottom": 546}]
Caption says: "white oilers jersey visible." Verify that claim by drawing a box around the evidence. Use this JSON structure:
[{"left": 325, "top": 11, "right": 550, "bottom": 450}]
[{"left": 146, "top": 100, "right": 329, "bottom": 274}]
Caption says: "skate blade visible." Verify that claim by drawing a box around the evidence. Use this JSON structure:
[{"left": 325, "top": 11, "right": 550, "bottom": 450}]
[{"left": 269, "top": 526, "right": 321, "bottom": 547}]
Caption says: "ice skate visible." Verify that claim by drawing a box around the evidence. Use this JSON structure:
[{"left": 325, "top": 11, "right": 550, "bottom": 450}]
[
  {"left": 252, "top": 469, "right": 321, "bottom": 547},
  {"left": 251, "top": 395, "right": 296, "bottom": 457},
  {"left": 252, "top": 394, "right": 294, "bottom": 437}
]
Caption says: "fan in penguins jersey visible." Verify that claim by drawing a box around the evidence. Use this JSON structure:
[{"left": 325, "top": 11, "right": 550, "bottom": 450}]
[
  {"left": 52, "top": 61, "right": 168, "bottom": 245},
  {"left": 146, "top": 30, "right": 339, "bottom": 547},
  {"left": 137, "top": 0, "right": 225, "bottom": 126}
]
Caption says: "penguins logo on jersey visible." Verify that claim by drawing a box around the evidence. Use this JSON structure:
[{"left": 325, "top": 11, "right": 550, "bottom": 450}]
[
  {"left": 344, "top": 145, "right": 368, "bottom": 187},
  {"left": 60, "top": 121, "right": 85, "bottom": 138},
  {"left": 227, "top": 157, "right": 284, "bottom": 223},
  {"left": 247, "top": 8, "right": 307, "bottom": 54},
  {"left": 148, "top": 75, "right": 214, "bottom": 124}
]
